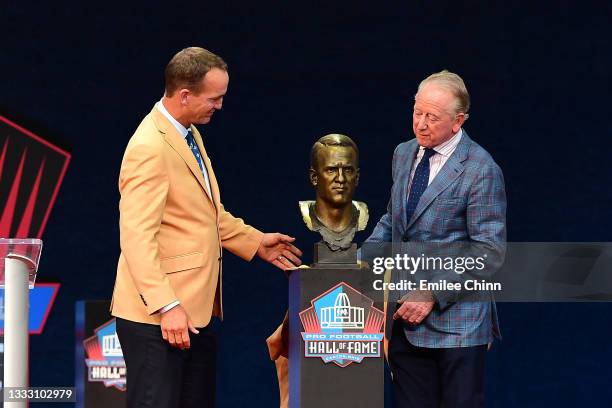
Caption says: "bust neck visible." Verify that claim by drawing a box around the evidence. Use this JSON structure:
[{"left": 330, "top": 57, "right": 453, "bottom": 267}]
[{"left": 313, "top": 200, "right": 354, "bottom": 233}]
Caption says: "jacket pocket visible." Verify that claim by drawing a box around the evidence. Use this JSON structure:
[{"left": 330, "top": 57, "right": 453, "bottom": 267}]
[{"left": 160, "top": 252, "right": 204, "bottom": 274}]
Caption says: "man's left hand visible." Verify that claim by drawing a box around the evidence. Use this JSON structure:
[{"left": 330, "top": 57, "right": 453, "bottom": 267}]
[
  {"left": 393, "top": 290, "right": 435, "bottom": 325},
  {"left": 257, "top": 233, "right": 303, "bottom": 270}
]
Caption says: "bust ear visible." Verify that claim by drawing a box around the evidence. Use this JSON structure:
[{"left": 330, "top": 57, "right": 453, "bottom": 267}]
[
  {"left": 355, "top": 168, "right": 360, "bottom": 186},
  {"left": 309, "top": 168, "right": 318, "bottom": 186}
]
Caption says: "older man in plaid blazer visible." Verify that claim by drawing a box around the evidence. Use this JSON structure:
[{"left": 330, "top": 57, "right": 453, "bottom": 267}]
[{"left": 366, "top": 70, "right": 506, "bottom": 408}]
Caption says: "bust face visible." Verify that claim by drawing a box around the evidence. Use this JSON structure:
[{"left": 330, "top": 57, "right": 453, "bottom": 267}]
[{"left": 311, "top": 145, "right": 359, "bottom": 208}]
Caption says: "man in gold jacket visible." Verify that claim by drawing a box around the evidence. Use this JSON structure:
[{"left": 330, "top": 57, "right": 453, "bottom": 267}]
[{"left": 111, "top": 47, "right": 302, "bottom": 408}]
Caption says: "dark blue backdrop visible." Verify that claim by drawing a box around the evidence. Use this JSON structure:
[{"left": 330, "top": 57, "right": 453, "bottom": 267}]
[{"left": 2, "top": 1, "right": 612, "bottom": 406}]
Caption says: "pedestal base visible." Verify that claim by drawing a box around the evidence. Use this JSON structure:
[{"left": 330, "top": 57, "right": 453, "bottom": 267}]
[{"left": 312, "top": 242, "right": 359, "bottom": 269}]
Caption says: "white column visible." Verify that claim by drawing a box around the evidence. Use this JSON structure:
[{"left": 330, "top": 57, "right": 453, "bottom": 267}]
[{"left": 3, "top": 257, "right": 29, "bottom": 408}]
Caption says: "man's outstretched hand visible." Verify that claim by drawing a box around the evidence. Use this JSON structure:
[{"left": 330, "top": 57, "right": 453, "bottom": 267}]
[{"left": 257, "top": 233, "right": 303, "bottom": 270}]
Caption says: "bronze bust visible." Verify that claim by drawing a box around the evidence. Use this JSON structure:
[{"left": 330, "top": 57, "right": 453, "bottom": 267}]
[{"left": 300, "top": 134, "right": 368, "bottom": 251}]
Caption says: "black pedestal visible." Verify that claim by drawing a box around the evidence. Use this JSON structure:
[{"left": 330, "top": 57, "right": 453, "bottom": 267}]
[
  {"left": 75, "top": 301, "right": 126, "bottom": 408},
  {"left": 288, "top": 262, "right": 384, "bottom": 407}
]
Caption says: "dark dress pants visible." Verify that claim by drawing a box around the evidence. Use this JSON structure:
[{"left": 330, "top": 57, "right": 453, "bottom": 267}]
[
  {"left": 388, "top": 320, "right": 487, "bottom": 408},
  {"left": 116, "top": 317, "right": 217, "bottom": 408}
]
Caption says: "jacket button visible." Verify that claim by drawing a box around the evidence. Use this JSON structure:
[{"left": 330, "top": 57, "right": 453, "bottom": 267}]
[{"left": 402, "top": 236, "right": 409, "bottom": 242}]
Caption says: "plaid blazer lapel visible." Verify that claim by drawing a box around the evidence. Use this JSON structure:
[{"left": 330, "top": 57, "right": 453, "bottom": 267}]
[{"left": 406, "top": 132, "right": 471, "bottom": 230}]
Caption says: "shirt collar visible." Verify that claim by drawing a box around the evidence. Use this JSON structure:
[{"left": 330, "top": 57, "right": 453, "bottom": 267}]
[
  {"left": 156, "top": 99, "right": 190, "bottom": 139},
  {"left": 419, "top": 128, "right": 463, "bottom": 157}
]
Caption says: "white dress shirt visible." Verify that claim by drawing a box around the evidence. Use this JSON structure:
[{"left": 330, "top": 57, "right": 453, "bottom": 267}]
[{"left": 407, "top": 129, "right": 463, "bottom": 196}]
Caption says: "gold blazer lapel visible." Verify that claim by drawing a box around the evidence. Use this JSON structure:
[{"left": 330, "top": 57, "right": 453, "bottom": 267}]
[
  {"left": 191, "top": 126, "right": 221, "bottom": 213},
  {"left": 151, "top": 108, "right": 214, "bottom": 203}
]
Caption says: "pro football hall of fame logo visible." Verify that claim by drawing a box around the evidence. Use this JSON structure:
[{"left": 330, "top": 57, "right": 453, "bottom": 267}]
[
  {"left": 299, "top": 282, "right": 384, "bottom": 367},
  {"left": 83, "top": 318, "right": 126, "bottom": 390}
]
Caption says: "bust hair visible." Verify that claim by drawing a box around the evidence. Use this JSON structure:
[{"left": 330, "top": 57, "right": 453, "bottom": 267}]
[{"left": 310, "top": 134, "right": 359, "bottom": 170}]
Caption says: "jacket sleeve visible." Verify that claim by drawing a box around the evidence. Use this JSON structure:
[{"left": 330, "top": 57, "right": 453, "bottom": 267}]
[
  {"left": 365, "top": 144, "right": 402, "bottom": 243},
  {"left": 433, "top": 162, "right": 507, "bottom": 310},
  {"left": 218, "top": 205, "right": 264, "bottom": 261},
  {"left": 119, "top": 141, "right": 177, "bottom": 315}
]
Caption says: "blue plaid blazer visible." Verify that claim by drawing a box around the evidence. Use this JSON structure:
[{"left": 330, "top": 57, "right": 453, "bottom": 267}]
[{"left": 366, "top": 131, "right": 506, "bottom": 348}]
